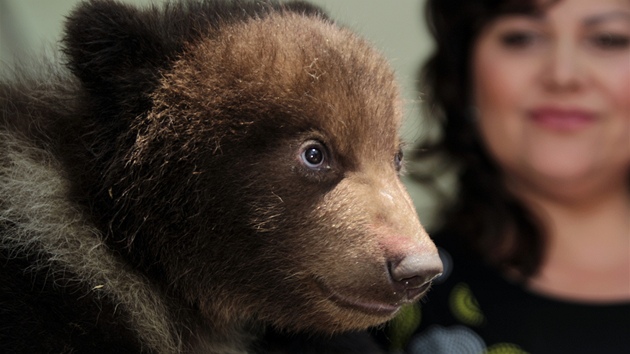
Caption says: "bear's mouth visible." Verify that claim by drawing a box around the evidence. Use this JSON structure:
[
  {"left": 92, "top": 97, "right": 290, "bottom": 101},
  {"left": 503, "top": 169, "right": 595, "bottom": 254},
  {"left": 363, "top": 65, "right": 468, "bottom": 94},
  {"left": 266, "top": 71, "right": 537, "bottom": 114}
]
[{"left": 315, "top": 280, "right": 401, "bottom": 317}]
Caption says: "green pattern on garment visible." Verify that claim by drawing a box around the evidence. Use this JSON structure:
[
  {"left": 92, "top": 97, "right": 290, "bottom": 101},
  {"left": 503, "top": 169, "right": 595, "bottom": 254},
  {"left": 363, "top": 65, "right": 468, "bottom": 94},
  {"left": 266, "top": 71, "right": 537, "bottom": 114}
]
[
  {"left": 387, "top": 304, "right": 422, "bottom": 351},
  {"left": 486, "top": 343, "right": 530, "bottom": 354},
  {"left": 449, "top": 282, "right": 485, "bottom": 327}
]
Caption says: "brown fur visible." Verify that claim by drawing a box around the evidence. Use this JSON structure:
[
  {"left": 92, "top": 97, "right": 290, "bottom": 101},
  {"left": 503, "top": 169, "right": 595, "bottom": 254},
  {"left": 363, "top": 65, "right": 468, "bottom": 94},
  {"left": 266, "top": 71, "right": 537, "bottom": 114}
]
[{"left": 0, "top": 1, "right": 441, "bottom": 352}]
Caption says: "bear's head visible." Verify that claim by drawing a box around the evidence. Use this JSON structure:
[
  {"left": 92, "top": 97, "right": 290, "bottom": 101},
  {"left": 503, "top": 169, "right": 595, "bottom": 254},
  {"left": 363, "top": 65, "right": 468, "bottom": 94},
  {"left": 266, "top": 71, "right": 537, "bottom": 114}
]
[{"left": 63, "top": 0, "right": 442, "bottom": 334}]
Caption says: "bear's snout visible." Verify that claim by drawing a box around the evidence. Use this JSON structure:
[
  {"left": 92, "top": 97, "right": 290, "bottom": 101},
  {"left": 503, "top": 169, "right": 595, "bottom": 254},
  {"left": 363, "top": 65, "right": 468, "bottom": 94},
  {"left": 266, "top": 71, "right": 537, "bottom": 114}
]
[{"left": 388, "top": 252, "right": 443, "bottom": 300}]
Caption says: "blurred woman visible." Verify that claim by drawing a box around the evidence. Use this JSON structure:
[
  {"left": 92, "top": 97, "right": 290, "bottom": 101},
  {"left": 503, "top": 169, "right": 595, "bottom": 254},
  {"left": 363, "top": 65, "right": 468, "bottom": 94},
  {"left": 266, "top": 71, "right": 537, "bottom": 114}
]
[{"left": 380, "top": 0, "right": 630, "bottom": 353}]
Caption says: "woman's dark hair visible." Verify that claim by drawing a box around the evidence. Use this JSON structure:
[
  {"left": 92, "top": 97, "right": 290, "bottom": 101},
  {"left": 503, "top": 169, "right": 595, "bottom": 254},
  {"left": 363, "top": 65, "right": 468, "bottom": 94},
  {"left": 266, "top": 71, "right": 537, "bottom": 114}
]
[{"left": 411, "top": 0, "right": 553, "bottom": 278}]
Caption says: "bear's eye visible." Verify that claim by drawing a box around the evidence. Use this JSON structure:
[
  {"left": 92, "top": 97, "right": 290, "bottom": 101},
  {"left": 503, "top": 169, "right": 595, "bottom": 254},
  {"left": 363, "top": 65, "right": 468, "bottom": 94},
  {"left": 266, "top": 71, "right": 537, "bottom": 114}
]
[
  {"left": 304, "top": 147, "right": 323, "bottom": 165},
  {"left": 394, "top": 149, "right": 403, "bottom": 172},
  {"left": 300, "top": 141, "right": 328, "bottom": 170}
]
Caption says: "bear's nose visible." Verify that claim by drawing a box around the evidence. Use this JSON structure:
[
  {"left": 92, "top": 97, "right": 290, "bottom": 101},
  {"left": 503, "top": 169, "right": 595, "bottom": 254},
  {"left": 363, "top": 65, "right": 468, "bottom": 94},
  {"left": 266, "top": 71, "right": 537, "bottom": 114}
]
[{"left": 388, "top": 253, "right": 443, "bottom": 298}]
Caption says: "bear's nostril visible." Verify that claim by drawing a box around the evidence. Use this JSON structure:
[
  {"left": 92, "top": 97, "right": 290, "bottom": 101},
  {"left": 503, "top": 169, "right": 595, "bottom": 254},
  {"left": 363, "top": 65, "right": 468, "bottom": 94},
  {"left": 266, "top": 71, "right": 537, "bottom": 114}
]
[{"left": 388, "top": 253, "right": 443, "bottom": 291}]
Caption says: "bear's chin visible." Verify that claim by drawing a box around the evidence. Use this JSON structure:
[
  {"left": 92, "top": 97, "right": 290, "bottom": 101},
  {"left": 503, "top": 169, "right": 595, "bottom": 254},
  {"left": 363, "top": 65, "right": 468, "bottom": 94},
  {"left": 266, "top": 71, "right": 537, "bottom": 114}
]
[{"left": 255, "top": 283, "right": 417, "bottom": 333}]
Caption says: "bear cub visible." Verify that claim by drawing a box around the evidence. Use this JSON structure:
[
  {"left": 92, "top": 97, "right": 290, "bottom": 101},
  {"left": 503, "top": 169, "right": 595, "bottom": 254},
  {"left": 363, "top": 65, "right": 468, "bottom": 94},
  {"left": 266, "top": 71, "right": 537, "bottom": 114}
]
[{"left": 0, "top": 0, "right": 442, "bottom": 352}]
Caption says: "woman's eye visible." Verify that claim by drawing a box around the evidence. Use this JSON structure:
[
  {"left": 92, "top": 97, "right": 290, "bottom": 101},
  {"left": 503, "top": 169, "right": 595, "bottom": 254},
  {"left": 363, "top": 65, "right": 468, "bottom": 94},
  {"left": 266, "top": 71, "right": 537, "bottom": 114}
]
[
  {"left": 590, "top": 33, "right": 630, "bottom": 50},
  {"left": 499, "top": 31, "right": 542, "bottom": 49}
]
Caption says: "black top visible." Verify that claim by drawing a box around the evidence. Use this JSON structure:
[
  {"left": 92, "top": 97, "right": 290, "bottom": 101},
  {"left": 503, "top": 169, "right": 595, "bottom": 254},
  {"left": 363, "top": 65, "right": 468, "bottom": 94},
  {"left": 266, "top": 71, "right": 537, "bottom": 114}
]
[{"left": 378, "top": 233, "right": 630, "bottom": 354}]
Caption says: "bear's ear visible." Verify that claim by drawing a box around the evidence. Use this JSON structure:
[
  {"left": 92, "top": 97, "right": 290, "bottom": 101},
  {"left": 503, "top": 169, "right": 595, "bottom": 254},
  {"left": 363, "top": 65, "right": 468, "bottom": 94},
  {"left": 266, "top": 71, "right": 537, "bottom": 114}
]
[
  {"left": 62, "top": 0, "right": 328, "bottom": 92},
  {"left": 62, "top": 0, "right": 169, "bottom": 111},
  {"left": 61, "top": 0, "right": 329, "bottom": 116}
]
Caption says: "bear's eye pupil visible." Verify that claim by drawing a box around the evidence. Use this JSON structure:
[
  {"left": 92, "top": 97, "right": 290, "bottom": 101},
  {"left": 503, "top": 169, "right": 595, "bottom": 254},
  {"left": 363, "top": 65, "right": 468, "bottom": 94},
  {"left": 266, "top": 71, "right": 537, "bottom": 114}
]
[
  {"left": 394, "top": 149, "right": 403, "bottom": 171},
  {"left": 305, "top": 147, "right": 323, "bottom": 165},
  {"left": 299, "top": 140, "right": 328, "bottom": 171}
]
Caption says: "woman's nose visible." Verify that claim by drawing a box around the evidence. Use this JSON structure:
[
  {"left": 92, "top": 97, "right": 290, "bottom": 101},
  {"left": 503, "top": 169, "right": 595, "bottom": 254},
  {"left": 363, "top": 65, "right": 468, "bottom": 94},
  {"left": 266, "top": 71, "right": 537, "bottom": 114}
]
[{"left": 541, "top": 40, "right": 586, "bottom": 92}]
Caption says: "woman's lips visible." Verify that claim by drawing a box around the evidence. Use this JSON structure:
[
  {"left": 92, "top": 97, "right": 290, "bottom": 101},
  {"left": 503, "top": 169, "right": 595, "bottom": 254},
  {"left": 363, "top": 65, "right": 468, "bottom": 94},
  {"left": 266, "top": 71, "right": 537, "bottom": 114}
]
[{"left": 528, "top": 108, "right": 597, "bottom": 132}]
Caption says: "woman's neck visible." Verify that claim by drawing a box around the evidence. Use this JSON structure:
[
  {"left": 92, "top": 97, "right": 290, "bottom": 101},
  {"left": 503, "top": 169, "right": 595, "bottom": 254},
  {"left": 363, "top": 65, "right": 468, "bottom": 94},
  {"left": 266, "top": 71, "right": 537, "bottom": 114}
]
[{"left": 513, "top": 178, "right": 630, "bottom": 302}]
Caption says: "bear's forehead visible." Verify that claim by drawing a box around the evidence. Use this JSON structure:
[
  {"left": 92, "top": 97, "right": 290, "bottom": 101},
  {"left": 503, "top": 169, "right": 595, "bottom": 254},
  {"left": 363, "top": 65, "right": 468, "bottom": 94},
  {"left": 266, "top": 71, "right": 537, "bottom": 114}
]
[{"left": 154, "top": 12, "right": 402, "bottom": 160}]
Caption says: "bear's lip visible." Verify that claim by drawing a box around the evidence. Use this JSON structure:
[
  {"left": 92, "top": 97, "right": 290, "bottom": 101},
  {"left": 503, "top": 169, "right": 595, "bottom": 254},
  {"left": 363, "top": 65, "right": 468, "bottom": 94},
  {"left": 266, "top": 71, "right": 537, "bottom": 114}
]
[{"left": 315, "top": 280, "right": 401, "bottom": 317}]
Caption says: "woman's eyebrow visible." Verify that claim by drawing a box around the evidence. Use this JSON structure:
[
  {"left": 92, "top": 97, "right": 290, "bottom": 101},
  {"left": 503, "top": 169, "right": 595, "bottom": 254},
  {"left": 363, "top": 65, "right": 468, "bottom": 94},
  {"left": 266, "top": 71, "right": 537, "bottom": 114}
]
[{"left": 583, "top": 11, "right": 630, "bottom": 26}]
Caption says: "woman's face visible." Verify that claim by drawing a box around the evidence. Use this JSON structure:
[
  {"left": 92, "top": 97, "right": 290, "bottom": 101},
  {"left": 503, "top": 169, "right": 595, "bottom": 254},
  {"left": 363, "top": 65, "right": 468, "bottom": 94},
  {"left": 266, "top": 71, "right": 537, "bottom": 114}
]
[{"left": 473, "top": 0, "right": 630, "bottom": 199}]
